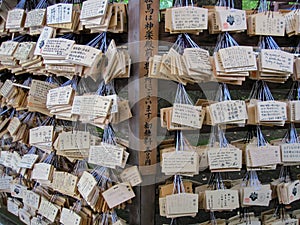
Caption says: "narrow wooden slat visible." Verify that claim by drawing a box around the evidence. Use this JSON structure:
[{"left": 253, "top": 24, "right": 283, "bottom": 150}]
[{"left": 128, "top": 0, "right": 159, "bottom": 224}]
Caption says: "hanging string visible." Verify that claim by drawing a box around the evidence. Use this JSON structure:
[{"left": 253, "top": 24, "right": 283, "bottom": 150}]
[
  {"left": 243, "top": 126, "right": 257, "bottom": 145},
  {"left": 76, "top": 77, "right": 93, "bottom": 95},
  {"left": 256, "top": 125, "right": 268, "bottom": 147},
  {"left": 241, "top": 170, "right": 261, "bottom": 192},
  {"left": 295, "top": 40, "right": 300, "bottom": 55},
  {"left": 61, "top": 75, "right": 80, "bottom": 91},
  {"left": 71, "top": 200, "right": 82, "bottom": 213},
  {"left": 258, "top": 0, "right": 269, "bottom": 13},
  {"left": 208, "top": 172, "right": 225, "bottom": 190},
  {"left": 96, "top": 80, "right": 116, "bottom": 96},
  {"left": 290, "top": 0, "right": 299, "bottom": 10},
  {"left": 11, "top": 34, "right": 32, "bottom": 43},
  {"left": 45, "top": 75, "right": 61, "bottom": 85},
  {"left": 22, "top": 76, "right": 32, "bottom": 87},
  {"left": 171, "top": 33, "right": 201, "bottom": 55},
  {"left": 273, "top": 201, "right": 287, "bottom": 220},
  {"left": 287, "top": 81, "right": 300, "bottom": 101},
  {"left": 282, "top": 123, "right": 299, "bottom": 144},
  {"left": 258, "top": 36, "right": 280, "bottom": 51},
  {"left": 210, "top": 211, "right": 217, "bottom": 225},
  {"left": 27, "top": 146, "right": 37, "bottom": 154},
  {"left": 72, "top": 159, "right": 88, "bottom": 176},
  {"left": 174, "top": 0, "right": 194, "bottom": 7},
  {"left": 216, "top": 83, "right": 232, "bottom": 102},
  {"left": 15, "top": 0, "right": 29, "bottom": 10},
  {"left": 0, "top": 107, "right": 12, "bottom": 117},
  {"left": 278, "top": 165, "right": 292, "bottom": 183},
  {"left": 110, "top": 210, "right": 120, "bottom": 224},
  {"left": 208, "top": 125, "right": 229, "bottom": 148},
  {"left": 278, "top": 120, "right": 298, "bottom": 183},
  {"left": 91, "top": 166, "right": 114, "bottom": 189},
  {"left": 216, "top": 0, "right": 226, "bottom": 7},
  {"left": 172, "top": 174, "right": 185, "bottom": 194},
  {"left": 249, "top": 80, "right": 274, "bottom": 101},
  {"left": 86, "top": 32, "right": 109, "bottom": 53},
  {"left": 102, "top": 123, "right": 117, "bottom": 145},
  {"left": 40, "top": 116, "right": 55, "bottom": 126},
  {"left": 174, "top": 83, "right": 193, "bottom": 105},
  {"left": 35, "top": 0, "right": 48, "bottom": 9},
  {"left": 42, "top": 151, "right": 56, "bottom": 165},
  {"left": 175, "top": 131, "right": 190, "bottom": 152},
  {"left": 249, "top": 170, "right": 261, "bottom": 189},
  {"left": 214, "top": 32, "right": 239, "bottom": 53},
  {"left": 57, "top": 32, "right": 76, "bottom": 40},
  {"left": 239, "top": 208, "right": 251, "bottom": 225},
  {"left": 217, "top": 0, "right": 235, "bottom": 9}
]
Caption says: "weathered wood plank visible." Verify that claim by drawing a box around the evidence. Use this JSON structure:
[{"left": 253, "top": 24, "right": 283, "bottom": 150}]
[{"left": 127, "top": 0, "right": 159, "bottom": 224}]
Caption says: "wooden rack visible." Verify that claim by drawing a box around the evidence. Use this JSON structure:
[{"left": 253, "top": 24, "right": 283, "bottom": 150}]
[
  {"left": 0, "top": 1, "right": 300, "bottom": 225},
  {"left": 127, "top": 1, "right": 300, "bottom": 225}
]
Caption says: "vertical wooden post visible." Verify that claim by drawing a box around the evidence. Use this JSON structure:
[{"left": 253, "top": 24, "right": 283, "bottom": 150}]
[{"left": 127, "top": 0, "right": 159, "bottom": 225}]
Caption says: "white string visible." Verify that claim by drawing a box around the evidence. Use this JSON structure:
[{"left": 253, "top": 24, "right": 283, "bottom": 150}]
[
  {"left": 174, "top": 0, "right": 182, "bottom": 7},
  {"left": 174, "top": 83, "right": 194, "bottom": 105}
]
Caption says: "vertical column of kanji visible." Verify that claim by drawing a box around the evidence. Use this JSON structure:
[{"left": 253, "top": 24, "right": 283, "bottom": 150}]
[{"left": 128, "top": 0, "right": 159, "bottom": 225}]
